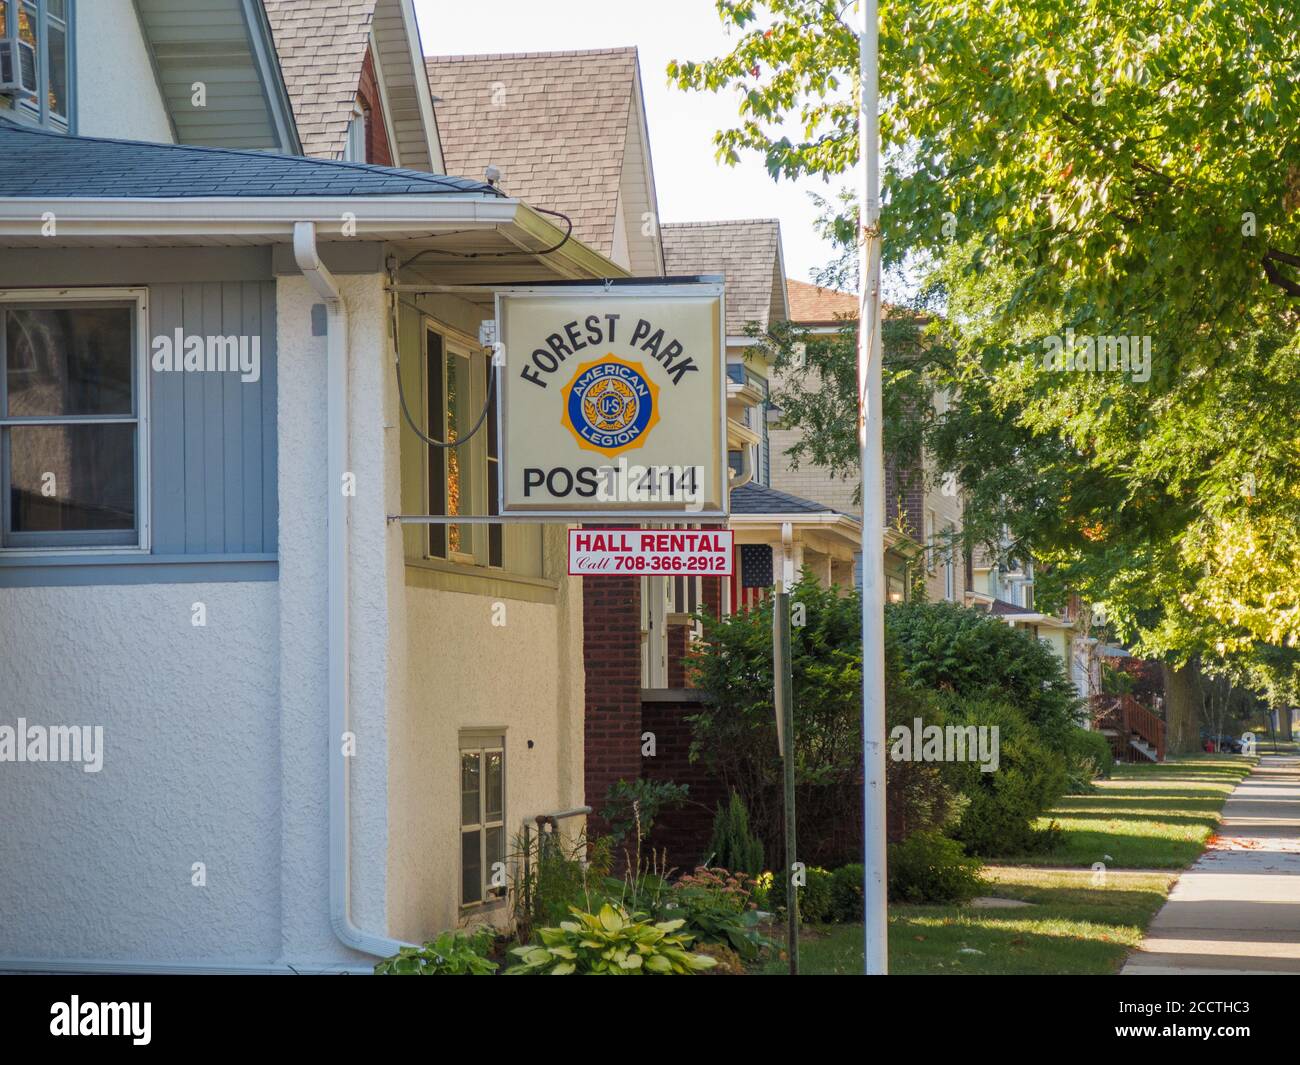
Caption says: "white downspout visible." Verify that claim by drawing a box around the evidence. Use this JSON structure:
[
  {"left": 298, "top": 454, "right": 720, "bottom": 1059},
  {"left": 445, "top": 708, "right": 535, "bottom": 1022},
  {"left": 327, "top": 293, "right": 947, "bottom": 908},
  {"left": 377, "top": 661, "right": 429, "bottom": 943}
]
[
  {"left": 293, "top": 221, "right": 407, "bottom": 959},
  {"left": 728, "top": 443, "right": 754, "bottom": 490}
]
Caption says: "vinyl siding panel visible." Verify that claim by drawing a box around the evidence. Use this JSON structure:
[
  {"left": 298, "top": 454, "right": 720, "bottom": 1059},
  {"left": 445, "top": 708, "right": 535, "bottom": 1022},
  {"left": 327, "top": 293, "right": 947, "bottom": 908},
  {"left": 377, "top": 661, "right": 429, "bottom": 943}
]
[{"left": 148, "top": 280, "right": 277, "bottom": 555}]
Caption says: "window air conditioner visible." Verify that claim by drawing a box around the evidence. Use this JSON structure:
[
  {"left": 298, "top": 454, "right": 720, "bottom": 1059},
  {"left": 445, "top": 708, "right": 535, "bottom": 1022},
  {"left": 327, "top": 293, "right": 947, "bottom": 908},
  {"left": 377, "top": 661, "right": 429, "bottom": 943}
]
[{"left": 0, "top": 37, "right": 37, "bottom": 97}]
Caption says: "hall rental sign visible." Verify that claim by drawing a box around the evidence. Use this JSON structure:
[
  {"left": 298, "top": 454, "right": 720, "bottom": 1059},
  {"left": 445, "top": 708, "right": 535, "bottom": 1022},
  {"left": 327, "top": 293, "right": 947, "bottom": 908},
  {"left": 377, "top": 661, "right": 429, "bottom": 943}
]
[
  {"left": 495, "top": 280, "right": 727, "bottom": 518},
  {"left": 567, "top": 528, "right": 734, "bottom": 576}
]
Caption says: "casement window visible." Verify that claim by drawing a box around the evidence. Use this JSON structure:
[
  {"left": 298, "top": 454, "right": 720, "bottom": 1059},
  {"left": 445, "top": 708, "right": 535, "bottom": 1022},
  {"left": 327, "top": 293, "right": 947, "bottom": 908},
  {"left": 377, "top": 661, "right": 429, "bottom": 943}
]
[
  {"left": 0, "top": 290, "right": 147, "bottom": 551},
  {"left": 425, "top": 324, "right": 502, "bottom": 568},
  {"left": 459, "top": 731, "right": 505, "bottom": 908},
  {"left": 0, "top": 0, "right": 73, "bottom": 132}
]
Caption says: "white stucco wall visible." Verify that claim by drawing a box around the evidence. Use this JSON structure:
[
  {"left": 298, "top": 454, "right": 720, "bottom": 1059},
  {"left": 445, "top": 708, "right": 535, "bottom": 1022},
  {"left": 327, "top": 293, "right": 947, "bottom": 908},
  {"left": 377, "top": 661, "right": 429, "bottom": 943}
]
[
  {"left": 0, "top": 581, "right": 280, "bottom": 963},
  {"left": 0, "top": 266, "right": 584, "bottom": 969},
  {"left": 74, "top": 0, "right": 174, "bottom": 142},
  {"left": 388, "top": 530, "right": 585, "bottom": 940},
  {"left": 274, "top": 272, "right": 399, "bottom": 969}
]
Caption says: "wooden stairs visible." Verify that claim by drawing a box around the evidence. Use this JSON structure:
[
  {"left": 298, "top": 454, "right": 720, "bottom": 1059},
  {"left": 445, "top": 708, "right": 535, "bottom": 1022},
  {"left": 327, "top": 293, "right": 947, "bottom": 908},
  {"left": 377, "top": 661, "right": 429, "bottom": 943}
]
[{"left": 1092, "top": 694, "right": 1166, "bottom": 763}]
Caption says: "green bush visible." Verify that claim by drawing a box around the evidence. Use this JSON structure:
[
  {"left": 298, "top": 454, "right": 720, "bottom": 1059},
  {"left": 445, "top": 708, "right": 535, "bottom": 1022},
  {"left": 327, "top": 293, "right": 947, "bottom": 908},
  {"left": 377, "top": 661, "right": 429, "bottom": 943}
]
[
  {"left": 705, "top": 791, "right": 764, "bottom": 875},
  {"left": 600, "top": 778, "right": 689, "bottom": 846},
  {"left": 506, "top": 904, "right": 716, "bottom": 975},
  {"left": 942, "top": 697, "right": 1069, "bottom": 856},
  {"left": 687, "top": 575, "right": 876, "bottom": 860},
  {"left": 374, "top": 927, "right": 498, "bottom": 975},
  {"left": 687, "top": 575, "right": 964, "bottom": 865},
  {"left": 660, "top": 872, "right": 771, "bottom": 961},
  {"left": 831, "top": 863, "right": 864, "bottom": 922},
  {"left": 887, "top": 831, "right": 985, "bottom": 904},
  {"left": 1064, "top": 726, "right": 1114, "bottom": 792},
  {"left": 800, "top": 866, "right": 835, "bottom": 922},
  {"left": 512, "top": 831, "right": 611, "bottom": 937},
  {"left": 761, "top": 864, "right": 835, "bottom": 923},
  {"left": 886, "top": 600, "right": 1083, "bottom": 750}
]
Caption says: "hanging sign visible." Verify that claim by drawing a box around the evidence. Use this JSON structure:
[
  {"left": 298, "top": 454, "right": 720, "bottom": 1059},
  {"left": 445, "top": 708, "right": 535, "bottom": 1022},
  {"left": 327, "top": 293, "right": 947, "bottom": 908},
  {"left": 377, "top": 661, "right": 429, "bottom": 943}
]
[
  {"left": 495, "top": 280, "right": 727, "bottom": 517},
  {"left": 567, "top": 527, "right": 734, "bottom": 576}
]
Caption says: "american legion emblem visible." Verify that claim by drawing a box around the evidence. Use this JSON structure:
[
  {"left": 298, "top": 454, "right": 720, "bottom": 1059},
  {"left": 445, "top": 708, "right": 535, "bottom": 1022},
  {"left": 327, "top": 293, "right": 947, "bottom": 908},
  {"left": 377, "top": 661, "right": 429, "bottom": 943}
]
[{"left": 561, "top": 355, "right": 661, "bottom": 458}]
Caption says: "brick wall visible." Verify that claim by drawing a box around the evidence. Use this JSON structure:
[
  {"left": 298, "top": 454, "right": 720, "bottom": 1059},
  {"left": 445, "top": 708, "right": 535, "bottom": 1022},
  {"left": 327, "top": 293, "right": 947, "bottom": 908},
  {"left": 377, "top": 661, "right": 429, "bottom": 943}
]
[
  {"left": 769, "top": 426, "right": 860, "bottom": 513},
  {"left": 884, "top": 455, "right": 924, "bottom": 540},
  {"left": 642, "top": 696, "right": 728, "bottom": 871},
  {"left": 667, "top": 623, "right": 688, "bottom": 688},
  {"left": 357, "top": 49, "right": 394, "bottom": 167},
  {"left": 582, "top": 532, "right": 642, "bottom": 838}
]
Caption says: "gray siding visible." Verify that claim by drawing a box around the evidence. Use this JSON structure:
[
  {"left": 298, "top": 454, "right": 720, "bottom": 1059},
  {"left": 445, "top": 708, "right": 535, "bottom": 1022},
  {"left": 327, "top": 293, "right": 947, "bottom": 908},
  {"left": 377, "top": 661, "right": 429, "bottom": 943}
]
[{"left": 148, "top": 281, "right": 277, "bottom": 555}]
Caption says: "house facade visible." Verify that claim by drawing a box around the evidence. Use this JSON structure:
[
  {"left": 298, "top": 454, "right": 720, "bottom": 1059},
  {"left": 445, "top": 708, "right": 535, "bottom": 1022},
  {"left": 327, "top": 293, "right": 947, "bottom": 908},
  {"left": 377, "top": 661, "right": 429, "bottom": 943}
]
[
  {"left": 0, "top": 0, "right": 618, "bottom": 973},
  {"left": 769, "top": 279, "right": 966, "bottom": 605}
]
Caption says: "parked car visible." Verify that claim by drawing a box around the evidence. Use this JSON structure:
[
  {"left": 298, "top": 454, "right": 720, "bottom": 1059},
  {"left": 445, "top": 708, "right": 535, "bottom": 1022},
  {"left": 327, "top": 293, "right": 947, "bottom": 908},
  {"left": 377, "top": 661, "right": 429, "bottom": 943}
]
[{"left": 1201, "top": 732, "right": 1245, "bottom": 754}]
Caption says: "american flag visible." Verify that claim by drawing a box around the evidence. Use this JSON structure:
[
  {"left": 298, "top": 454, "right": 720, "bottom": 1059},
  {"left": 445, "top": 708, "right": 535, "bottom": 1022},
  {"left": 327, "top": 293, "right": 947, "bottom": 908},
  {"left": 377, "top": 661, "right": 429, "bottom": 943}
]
[{"left": 729, "top": 544, "right": 774, "bottom": 613}]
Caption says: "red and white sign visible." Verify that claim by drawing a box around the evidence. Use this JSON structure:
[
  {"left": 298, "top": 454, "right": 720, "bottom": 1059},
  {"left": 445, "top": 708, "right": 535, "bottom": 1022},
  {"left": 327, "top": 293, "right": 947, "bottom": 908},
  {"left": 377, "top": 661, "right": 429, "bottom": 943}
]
[{"left": 568, "top": 528, "right": 733, "bottom": 576}]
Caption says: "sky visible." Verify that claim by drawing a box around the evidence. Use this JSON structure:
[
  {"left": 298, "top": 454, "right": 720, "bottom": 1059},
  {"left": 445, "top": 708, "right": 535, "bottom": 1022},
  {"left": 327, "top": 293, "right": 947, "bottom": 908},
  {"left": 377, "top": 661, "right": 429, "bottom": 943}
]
[{"left": 411, "top": 0, "right": 843, "bottom": 286}]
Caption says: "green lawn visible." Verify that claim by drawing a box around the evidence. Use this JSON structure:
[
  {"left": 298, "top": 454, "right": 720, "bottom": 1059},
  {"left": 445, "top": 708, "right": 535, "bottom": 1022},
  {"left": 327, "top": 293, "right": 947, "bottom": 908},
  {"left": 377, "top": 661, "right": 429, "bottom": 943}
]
[
  {"left": 755, "top": 754, "right": 1254, "bottom": 975},
  {"left": 1015, "top": 754, "right": 1254, "bottom": 868}
]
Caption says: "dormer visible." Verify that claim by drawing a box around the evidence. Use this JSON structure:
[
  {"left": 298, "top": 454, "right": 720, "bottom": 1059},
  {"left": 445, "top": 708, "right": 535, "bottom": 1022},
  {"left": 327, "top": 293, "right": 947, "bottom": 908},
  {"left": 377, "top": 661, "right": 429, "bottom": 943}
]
[{"left": 426, "top": 47, "right": 665, "bottom": 274}]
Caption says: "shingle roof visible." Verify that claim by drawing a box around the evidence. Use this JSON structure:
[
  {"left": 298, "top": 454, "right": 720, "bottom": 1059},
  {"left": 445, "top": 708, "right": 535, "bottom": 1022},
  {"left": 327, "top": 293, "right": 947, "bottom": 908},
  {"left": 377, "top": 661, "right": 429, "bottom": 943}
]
[
  {"left": 662, "top": 220, "right": 787, "bottom": 334},
  {"left": 264, "top": 0, "right": 378, "bottom": 160},
  {"left": 425, "top": 49, "right": 639, "bottom": 258},
  {"left": 731, "top": 481, "right": 847, "bottom": 517},
  {"left": 0, "top": 118, "right": 495, "bottom": 198},
  {"left": 786, "top": 278, "right": 858, "bottom": 325},
  {"left": 986, "top": 598, "right": 1046, "bottom": 617}
]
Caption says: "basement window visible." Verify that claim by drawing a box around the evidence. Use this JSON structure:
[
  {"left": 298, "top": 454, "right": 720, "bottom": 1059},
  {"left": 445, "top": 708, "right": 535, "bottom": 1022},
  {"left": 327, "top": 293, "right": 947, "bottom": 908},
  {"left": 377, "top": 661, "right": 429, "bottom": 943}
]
[
  {"left": 460, "top": 731, "right": 505, "bottom": 908},
  {"left": 0, "top": 291, "right": 147, "bottom": 551}
]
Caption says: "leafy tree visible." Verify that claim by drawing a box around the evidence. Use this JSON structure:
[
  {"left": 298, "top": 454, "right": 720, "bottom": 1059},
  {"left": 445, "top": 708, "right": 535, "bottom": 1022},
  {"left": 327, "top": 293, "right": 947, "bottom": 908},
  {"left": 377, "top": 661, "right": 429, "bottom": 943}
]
[
  {"left": 885, "top": 600, "right": 1084, "bottom": 749},
  {"left": 672, "top": 2, "right": 1300, "bottom": 735}
]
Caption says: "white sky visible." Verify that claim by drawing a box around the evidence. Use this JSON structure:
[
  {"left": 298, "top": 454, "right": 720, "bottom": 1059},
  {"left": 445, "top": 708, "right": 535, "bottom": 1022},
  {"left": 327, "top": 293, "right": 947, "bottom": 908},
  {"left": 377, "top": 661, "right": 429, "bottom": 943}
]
[{"left": 412, "top": 0, "right": 842, "bottom": 285}]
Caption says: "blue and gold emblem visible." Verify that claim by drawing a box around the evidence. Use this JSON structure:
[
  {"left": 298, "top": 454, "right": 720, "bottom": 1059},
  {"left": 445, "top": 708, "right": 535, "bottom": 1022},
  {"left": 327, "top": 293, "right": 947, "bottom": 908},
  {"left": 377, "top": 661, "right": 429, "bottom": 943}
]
[{"left": 561, "top": 356, "right": 660, "bottom": 458}]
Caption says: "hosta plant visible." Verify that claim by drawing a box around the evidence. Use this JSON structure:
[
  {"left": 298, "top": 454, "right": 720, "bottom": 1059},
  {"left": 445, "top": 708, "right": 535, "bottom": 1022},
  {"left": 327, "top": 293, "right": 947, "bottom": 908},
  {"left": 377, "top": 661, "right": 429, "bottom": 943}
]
[
  {"left": 505, "top": 904, "right": 717, "bottom": 975},
  {"left": 374, "top": 928, "right": 498, "bottom": 975}
]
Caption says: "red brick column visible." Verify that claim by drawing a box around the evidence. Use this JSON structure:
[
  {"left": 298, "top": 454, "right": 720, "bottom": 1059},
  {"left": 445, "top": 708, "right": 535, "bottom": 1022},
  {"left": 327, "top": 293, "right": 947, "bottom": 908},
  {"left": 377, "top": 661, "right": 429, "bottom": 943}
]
[
  {"left": 703, "top": 575, "right": 722, "bottom": 616},
  {"left": 582, "top": 528, "right": 643, "bottom": 835}
]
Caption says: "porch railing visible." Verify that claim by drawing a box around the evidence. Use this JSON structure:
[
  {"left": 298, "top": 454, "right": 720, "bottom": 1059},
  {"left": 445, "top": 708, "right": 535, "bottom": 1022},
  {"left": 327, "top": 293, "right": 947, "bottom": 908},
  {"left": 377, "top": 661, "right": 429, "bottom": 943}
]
[{"left": 1091, "top": 693, "right": 1166, "bottom": 762}]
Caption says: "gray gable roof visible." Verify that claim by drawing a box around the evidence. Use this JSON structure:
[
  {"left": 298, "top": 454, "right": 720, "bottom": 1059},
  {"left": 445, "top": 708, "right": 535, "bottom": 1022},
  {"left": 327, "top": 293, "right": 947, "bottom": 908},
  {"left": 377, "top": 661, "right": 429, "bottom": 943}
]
[
  {"left": 0, "top": 119, "right": 494, "bottom": 199},
  {"left": 731, "top": 481, "right": 849, "bottom": 517}
]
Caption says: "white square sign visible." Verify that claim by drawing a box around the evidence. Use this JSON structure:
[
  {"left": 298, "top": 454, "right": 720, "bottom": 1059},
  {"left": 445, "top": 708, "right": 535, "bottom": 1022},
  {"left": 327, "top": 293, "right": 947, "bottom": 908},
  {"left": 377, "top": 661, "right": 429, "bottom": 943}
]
[{"left": 495, "top": 281, "right": 727, "bottom": 517}]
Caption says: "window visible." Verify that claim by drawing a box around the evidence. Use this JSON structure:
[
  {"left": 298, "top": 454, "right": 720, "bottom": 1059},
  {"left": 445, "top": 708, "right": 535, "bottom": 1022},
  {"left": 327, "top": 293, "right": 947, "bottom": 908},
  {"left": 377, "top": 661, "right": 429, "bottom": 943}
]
[
  {"left": 1, "top": 291, "right": 146, "bottom": 551},
  {"left": 460, "top": 732, "right": 505, "bottom": 908},
  {"left": 0, "top": 0, "right": 72, "bottom": 132},
  {"left": 343, "top": 100, "right": 367, "bottom": 162},
  {"left": 425, "top": 324, "right": 502, "bottom": 568}
]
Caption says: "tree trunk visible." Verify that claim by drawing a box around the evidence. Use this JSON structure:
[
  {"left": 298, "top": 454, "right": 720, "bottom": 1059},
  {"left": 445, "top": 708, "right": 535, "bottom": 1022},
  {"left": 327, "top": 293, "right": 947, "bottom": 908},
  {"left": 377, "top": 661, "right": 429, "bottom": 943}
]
[
  {"left": 1162, "top": 660, "right": 1202, "bottom": 755},
  {"left": 1279, "top": 705, "right": 1294, "bottom": 745}
]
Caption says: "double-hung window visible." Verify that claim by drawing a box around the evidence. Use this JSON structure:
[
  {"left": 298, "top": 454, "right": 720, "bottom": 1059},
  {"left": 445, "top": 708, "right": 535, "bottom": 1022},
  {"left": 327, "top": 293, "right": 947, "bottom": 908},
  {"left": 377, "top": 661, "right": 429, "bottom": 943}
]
[
  {"left": 425, "top": 324, "right": 502, "bottom": 568},
  {"left": 459, "top": 732, "right": 505, "bottom": 908},
  {"left": 0, "top": 290, "right": 147, "bottom": 551},
  {"left": 0, "top": 0, "right": 72, "bottom": 132}
]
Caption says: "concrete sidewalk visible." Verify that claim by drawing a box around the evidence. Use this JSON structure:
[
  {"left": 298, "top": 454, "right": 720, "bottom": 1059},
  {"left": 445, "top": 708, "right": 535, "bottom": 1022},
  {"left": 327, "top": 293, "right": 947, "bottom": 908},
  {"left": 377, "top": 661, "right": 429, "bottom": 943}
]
[{"left": 1122, "top": 754, "right": 1300, "bottom": 974}]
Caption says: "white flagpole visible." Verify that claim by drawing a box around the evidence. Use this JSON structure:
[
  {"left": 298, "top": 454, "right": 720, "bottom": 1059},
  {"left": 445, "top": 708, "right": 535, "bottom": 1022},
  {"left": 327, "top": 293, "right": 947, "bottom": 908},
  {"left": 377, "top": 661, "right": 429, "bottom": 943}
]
[{"left": 858, "top": 0, "right": 889, "bottom": 975}]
